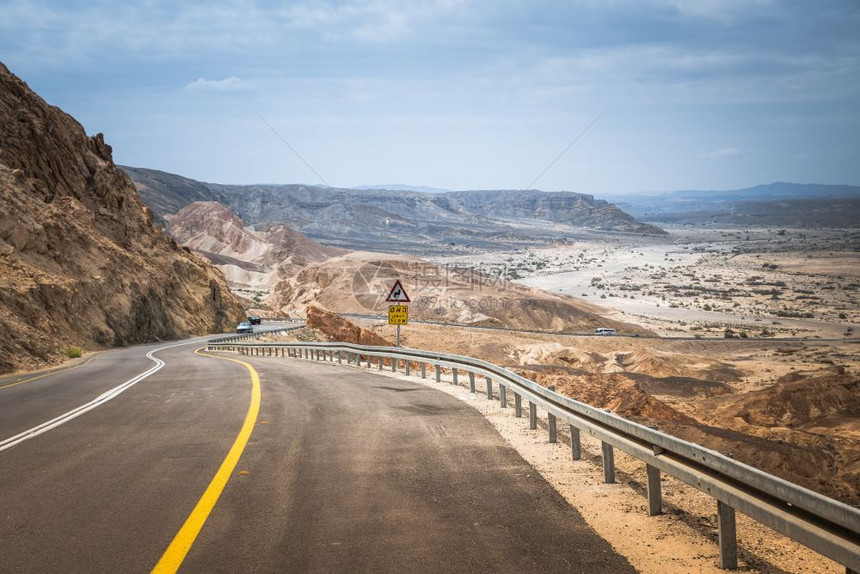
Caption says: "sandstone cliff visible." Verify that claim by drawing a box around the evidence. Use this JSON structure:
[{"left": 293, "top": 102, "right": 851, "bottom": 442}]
[
  {"left": 166, "top": 201, "right": 344, "bottom": 292},
  {"left": 0, "top": 63, "right": 245, "bottom": 373}
]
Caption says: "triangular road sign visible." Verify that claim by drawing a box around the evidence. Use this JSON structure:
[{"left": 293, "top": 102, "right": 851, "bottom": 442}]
[{"left": 385, "top": 280, "right": 411, "bottom": 303}]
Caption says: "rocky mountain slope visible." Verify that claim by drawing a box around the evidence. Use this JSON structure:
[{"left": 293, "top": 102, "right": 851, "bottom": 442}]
[
  {"left": 0, "top": 63, "right": 245, "bottom": 373},
  {"left": 166, "top": 201, "right": 342, "bottom": 291},
  {"left": 124, "top": 167, "right": 665, "bottom": 255}
]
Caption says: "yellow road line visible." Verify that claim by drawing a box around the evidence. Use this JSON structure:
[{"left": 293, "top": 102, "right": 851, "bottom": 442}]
[
  {"left": 0, "top": 355, "right": 98, "bottom": 391},
  {"left": 151, "top": 348, "right": 261, "bottom": 573}
]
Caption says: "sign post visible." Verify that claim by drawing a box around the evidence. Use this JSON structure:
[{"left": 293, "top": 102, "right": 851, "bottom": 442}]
[{"left": 385, "top": 280, "right": 410, "bottom": 347}]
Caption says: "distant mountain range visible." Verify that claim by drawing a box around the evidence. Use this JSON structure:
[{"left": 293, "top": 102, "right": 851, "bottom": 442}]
[
  {"left": 610, "top": 182, "right": 860, "bottom": 226},
  {"left": 123, "top": 167, "right": 665, "bottom": 254},
  {"left": 354, "top": 183, "right": 452, "bottom": 193}
]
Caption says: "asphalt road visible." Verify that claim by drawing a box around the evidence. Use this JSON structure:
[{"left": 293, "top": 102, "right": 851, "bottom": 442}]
[{"left": 0, "top": 334, "right": 634, "bottom": 573}]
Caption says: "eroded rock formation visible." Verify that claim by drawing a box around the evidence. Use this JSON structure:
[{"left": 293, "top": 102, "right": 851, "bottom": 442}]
[{"left": 0, "top": 63, "right": 245, "bottom": 373}]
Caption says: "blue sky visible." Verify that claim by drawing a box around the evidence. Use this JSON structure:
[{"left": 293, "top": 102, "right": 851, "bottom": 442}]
[{"left": 2, "top": 0, "right": 859, "bottom": 194}]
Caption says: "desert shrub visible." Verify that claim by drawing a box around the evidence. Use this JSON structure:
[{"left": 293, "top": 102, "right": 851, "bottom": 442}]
[{"left": 65, "top": 346, "right": 83, "bottom": 359}]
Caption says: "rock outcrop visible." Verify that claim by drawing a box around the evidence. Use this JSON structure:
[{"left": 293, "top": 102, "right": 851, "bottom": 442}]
[
  {"left": 306, "top": 303, "right": 391, "bottom": 346},
  {"left": 0, "top": 63, "right": 245, "bottom": 373},
  {"left": 165, "top": 201, "right": 342, "bottom": 291}
]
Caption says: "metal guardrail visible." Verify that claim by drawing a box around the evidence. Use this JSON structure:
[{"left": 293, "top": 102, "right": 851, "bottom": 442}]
[
  {"left": 206, "top": 339, "right": 860, "bottom": 573},
  {"left": 208, "top": 323, "right": 303, "bottom": 344}
]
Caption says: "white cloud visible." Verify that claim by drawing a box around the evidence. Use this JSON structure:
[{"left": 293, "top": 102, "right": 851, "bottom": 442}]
[
  {"left": 702, "top": 147, "right": 741, "bottom": 159},
  {"left": 183, "top": 77, "right": 253, "bottom": 93}
]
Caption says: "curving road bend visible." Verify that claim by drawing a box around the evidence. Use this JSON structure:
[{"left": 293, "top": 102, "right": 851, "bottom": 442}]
[{"left": 0, "top": 332, "right": 634, "bottom": 573}]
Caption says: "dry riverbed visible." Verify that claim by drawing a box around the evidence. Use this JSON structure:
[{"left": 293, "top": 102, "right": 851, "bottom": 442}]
[{"left": 433, "top": 226, "right": 860, "bottom": 339}]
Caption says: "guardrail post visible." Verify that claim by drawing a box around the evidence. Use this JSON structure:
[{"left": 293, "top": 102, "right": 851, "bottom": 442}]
[
  {"left": 452, "top": 369, "right": 458, "bottom": 385},
  {"left": 468, "top": 371, "right": 475, "bottom": 393},
  {"left": 366, "top": 355, "right": 372, "bottom": 368},
  {"left": 486, "top": 377, "right": 493, "bottom": 400},
  {"left": 392, "top": 358, "right": 397, "bottom": 372},
  {"left": 405, "top": 360, "right": 411, "bottom": 376},
  {"left": 514, "top": 394, "right": 522, "bottom": 417},
  {"left": 548, "top": 412, "right": 557, "bottom": 443},
  {"left": 647, "top": 465, "right": 662, "bottom": 516},
  {"left": 717, "top": 501, "right": 738, "bottom": 570},
  {"left": 569, "top": 425, "right": 581, "bottom": 460},
  {"left": 435, "top": 363, "right": 441, "bottom": 382},
  {"left": 378, "top": 356, "right": 383, "bottom": 370},
  {"left": 499, "top": 384, "right": 506, "bottom": 407},
  {"left": 601, "top": 442, "right": 615, "bottom": 483},
  {"left": 338, "top": 351, "right": 343, "bottom": 364},
  {"left": 529, "top": 402, "right": 537, "bottom": 430},
  {"left": 420, "top": 362, "right": 426, "bottom": 379}
]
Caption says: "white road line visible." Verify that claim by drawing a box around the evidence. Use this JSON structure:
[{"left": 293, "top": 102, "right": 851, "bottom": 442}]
[{"left": 0, "top": 340, "right": 195, "bottom": 454}]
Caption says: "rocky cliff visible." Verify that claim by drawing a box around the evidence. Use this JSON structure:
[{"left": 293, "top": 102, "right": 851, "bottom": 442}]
[
  {"left": 0, "top": 63, "right": 245, "bottom": 373},
  {"left": 166, "top": 201, "right": 343, "bottom": 291}
]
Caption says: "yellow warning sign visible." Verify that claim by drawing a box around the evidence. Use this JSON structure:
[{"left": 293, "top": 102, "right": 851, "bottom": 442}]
[{"left": 388, "top": 305, "right": 408, "bottom": 325}]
